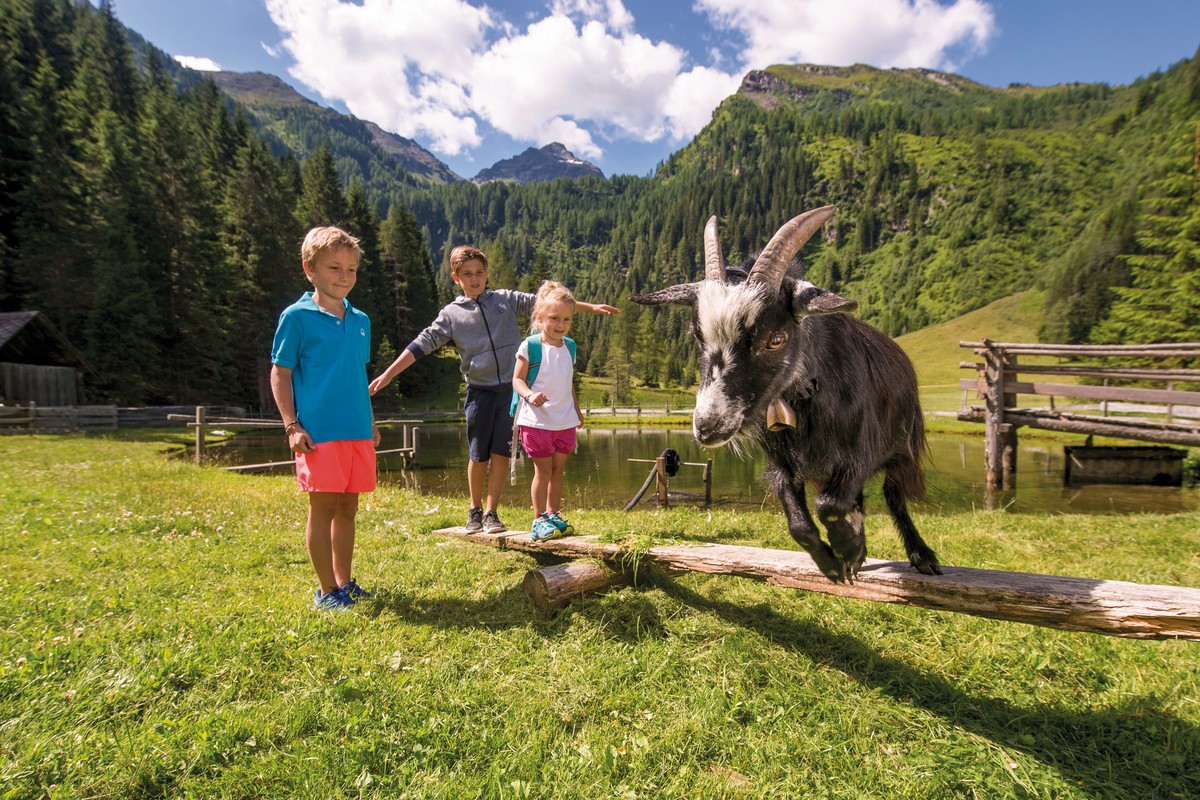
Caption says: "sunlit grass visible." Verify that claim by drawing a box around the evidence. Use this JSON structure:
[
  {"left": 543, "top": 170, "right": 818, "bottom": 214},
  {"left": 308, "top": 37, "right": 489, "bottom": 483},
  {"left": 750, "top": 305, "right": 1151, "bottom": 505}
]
[{"left": 2, "top": 433, "right": 1198, "bottom": 798}]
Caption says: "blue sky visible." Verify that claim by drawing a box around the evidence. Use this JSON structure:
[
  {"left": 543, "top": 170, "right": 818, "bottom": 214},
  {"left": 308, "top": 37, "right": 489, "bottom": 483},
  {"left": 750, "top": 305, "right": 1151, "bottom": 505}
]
[{"left": 101, "top": 0, "right": 1200, "bottom": 179}]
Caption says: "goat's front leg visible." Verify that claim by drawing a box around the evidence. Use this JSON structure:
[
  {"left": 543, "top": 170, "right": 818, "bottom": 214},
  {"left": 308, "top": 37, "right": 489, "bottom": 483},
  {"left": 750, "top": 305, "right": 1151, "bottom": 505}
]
[
  {"left": 769, "top": 465, "right": 846, "bottom": 583},
  {"left": 814, "top": 476, "right": 867, "bottom": 581}
]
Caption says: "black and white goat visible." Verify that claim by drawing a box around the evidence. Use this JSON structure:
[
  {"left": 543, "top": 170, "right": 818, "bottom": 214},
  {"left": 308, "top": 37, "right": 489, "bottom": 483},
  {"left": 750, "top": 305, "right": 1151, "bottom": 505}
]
[{"left": 630, "top": 206, "right": 941, "bottom": 583}]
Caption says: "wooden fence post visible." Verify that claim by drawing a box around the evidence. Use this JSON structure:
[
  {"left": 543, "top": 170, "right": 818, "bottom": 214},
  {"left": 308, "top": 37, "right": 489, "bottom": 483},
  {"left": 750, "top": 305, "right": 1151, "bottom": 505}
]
[
  {"left": 1001, "top": 352, "right": 1018, "bottom": 489},
  {"left": 194, "top": 405, "right": 205, "bottom": 465},
  {"left": 655, "top": 455, "right": 669, "bottom": 508}
]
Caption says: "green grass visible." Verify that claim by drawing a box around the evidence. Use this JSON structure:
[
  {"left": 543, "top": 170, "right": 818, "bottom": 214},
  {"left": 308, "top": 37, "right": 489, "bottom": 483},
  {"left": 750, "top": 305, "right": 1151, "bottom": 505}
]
[{"left": 2, "top": 433, "right": 1199, "bottom": 798}]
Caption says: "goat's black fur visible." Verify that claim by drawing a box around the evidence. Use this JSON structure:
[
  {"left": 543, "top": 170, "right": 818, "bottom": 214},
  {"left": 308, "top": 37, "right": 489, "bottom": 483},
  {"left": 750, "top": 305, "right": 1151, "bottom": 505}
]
[{"left": 630, "top": 222, "right": 941, "bottom": 583}]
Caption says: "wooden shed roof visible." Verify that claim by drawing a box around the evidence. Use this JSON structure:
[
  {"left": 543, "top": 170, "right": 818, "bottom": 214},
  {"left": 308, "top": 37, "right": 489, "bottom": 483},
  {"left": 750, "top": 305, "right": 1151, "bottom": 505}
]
[{"left": 0, "top": 311, "right": 97, "bottom": 376}]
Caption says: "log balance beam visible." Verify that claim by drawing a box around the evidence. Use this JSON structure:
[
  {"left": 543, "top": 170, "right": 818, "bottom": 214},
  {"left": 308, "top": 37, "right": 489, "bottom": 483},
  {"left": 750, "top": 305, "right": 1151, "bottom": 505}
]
[{"left": 433, "top": 527, "right": 1200, "bottom": 641}]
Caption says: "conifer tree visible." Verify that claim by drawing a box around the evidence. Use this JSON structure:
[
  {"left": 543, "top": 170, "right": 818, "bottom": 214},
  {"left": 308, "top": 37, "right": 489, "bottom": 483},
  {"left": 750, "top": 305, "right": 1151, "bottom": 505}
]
[
  {"left": 378, "top": 201, "right": 439, "bottom": 397},
  {"left": 295, "top": 141, "right": 349, "bottom": 230}
]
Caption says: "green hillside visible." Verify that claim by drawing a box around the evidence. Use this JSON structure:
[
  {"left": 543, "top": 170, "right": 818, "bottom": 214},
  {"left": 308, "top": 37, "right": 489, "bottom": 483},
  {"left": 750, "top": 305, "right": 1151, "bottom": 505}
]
[{"left": 897, "top": 290, "right": 1045, "bottom": 412}]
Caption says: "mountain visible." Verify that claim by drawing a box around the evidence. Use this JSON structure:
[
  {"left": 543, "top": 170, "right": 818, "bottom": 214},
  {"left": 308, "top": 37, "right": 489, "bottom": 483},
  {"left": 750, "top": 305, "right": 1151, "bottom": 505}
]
[
  {"left": 393, "top": 50, "right": 1200, "bottom": 383},
  {"left": 207, "top": 70, "right": 462, "bottom": 188},
  {"left": 473, "top": 143, "right": 604, "bottom": 184}
]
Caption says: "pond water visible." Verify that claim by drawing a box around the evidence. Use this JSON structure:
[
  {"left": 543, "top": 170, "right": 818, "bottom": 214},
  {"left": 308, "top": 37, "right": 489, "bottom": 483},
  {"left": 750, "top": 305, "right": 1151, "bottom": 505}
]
[{"left": 211, "top": 424, "right": 1199, "bottom": 516}]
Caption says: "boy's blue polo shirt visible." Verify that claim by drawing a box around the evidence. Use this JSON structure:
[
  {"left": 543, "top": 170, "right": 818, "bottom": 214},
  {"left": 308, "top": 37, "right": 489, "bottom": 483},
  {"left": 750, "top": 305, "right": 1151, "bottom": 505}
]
[{"left": 271, "top": 292, "right": 373, "bottom": 443}]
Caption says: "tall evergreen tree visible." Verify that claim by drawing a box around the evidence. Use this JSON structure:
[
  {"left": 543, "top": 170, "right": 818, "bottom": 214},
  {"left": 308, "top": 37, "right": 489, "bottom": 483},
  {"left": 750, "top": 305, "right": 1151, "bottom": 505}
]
[
  {"left": 220, "top": 131, "right": 298, "bottom": 407},
  {"left": 295, "top": 141, "right": 349, "bottom": 230},
  {"left": 377, "top": 201, "right": 439, "bottom": 400}
]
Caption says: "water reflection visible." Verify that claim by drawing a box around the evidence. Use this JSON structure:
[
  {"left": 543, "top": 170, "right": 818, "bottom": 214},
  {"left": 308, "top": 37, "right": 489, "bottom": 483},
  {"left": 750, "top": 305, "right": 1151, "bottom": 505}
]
[{"left": 212, "top": 425, "right": 1199, "bottom": 516}]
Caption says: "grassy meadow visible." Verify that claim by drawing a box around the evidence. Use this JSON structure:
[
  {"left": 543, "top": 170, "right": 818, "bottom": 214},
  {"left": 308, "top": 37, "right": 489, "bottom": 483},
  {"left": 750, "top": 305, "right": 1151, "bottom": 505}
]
[{"left": 2, "top": 432, "right": 1199, "bottom": 799}]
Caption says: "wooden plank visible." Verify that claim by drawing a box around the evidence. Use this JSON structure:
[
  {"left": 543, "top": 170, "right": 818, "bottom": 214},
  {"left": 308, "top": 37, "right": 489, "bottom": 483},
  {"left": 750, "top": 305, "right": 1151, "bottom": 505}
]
[
  {"left": 1003, "top": 365, "right": 1200, "bottom": 382},
  {"left": 1002, "top": 380, "right": 1200, "bottom": 407},
  {"left": 960, "top": 341, "right": 1200, "bottom": 356},
  {"left": 433, "top": 527, "right": 1200, "bottom": 641},
  {"left": 1003, "top": 411, "right": 1200, "bottom": 447},
  {"left": 962, "top": 378, "right": 1200, "bottom": 407}
]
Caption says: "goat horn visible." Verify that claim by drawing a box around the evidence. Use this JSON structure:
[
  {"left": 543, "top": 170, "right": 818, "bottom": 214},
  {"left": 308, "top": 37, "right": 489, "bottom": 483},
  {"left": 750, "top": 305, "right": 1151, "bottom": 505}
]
[
  {"left": 746, "top": 205, "right": 836, "bottom": 291},
  {"left": 704, "top": 215, "right": 726, "bottom": 282},
  {"left": 766, "top": 397, "right": 797, "bottom": 431}
]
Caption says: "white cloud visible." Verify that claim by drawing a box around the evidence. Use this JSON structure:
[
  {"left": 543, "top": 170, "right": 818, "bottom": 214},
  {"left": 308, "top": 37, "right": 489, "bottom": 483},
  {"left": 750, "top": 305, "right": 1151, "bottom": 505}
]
[
  {"left": 263, "top": 0, "right": 492, "bottom": 155},
  {"left": 174, "top": 55, "right": 222, "bottom": 71},
  {"left": 261, "top": 0, "right": 994, "bottom": 165},
  {"left": 696, "top": 0, "right": 995, "bottom": 73}
]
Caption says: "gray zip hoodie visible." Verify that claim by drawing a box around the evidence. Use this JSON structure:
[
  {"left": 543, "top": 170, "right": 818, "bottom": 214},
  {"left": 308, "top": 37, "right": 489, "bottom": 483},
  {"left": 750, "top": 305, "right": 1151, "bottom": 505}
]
[{"left": 405, "top": 288, "right": 536, "bottom": 388}]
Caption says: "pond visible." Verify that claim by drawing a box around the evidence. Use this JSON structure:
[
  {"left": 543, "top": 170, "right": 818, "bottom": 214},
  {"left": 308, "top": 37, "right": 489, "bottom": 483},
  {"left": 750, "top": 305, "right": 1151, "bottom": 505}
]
[{"left": 210, "top": 424, "right": 1200, "bottom": 516}]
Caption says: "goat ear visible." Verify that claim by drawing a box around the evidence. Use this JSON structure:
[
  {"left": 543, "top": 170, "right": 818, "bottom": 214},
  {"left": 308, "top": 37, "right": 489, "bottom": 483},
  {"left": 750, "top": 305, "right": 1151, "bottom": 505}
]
[
  {"left": 629, "top": 283, "right": 700, "bottom": 307},
  {"left": 791, "top": 280, "right": 858, "bottom": 317}
]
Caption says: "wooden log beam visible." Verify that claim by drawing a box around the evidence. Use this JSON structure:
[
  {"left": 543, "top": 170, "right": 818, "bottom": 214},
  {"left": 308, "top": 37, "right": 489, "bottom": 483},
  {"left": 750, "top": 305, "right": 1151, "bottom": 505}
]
[
  {"left": 1004, "top": 410, "right": 1200, "bottom": 447},
  {"left": 434, "top": 527, "right": 1200, "bottom": 641},
  {"left": 523, "top": 562, "right": 633, "bottom": 612}
]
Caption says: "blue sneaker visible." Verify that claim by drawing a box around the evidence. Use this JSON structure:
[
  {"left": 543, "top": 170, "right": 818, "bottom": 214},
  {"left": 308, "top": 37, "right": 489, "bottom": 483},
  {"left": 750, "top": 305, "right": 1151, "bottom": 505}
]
[
  {"left": 530, "top": 515, "right": 561, "bottom": 542},
  {"left": 546, "top": 512, "right": 574, "bottom": 536},
  {"left": 313, "top": 587, "right": 355, "bottom": 611},
  {"left": 340, "top": 580, "right": 374, "bottom": 600}
]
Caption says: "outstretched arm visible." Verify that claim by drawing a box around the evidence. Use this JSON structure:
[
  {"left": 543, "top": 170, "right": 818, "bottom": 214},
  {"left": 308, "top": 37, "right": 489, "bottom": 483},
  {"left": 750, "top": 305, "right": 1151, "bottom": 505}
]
[
  {"left": 576, "top": 301, "right": 619, "bottom": 316},
  {"left": 369, "top": 348, "right": 416, "bottom": 396}
]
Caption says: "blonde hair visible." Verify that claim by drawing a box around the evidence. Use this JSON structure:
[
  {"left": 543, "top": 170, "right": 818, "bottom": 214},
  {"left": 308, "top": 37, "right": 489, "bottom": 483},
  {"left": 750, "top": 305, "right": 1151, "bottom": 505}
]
[
  {"left": 450, "top": 245, "right": 488, "bottom": 275},
  {"left": 301, "top": 226, "right": 362, "bottom": 265},
  {"left": 531, "top": 280, "right": 576, "bottom": 332}
]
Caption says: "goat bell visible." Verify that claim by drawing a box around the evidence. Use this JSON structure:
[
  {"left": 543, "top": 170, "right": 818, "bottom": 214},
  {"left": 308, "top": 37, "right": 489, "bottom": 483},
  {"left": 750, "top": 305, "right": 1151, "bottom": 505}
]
[{"left": 766, "top": 398, "right": 797, "bottom": 431}]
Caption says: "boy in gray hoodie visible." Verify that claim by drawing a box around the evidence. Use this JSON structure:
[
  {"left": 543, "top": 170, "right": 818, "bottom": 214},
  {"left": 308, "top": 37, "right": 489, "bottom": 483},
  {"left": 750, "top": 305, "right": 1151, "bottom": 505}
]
[{"left": 369, "top": 245, "right": 618, "bottom": 533}]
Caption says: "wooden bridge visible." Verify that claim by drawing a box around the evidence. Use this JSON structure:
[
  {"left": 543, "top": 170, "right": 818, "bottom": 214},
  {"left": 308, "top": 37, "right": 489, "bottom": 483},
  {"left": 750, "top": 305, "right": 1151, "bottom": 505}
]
[{"left": 958, "top": 340, "right": 1200, "bottom": 488}]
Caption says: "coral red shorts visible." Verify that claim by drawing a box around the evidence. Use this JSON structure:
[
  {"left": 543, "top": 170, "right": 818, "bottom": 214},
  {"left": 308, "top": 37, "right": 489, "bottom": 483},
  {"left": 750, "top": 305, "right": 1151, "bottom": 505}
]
[
  {"left": 295, "top": 439, "right": 376, "bottom": 493},
  {"left": 519, "top": 426, "right": 576, "bottom": 458}
]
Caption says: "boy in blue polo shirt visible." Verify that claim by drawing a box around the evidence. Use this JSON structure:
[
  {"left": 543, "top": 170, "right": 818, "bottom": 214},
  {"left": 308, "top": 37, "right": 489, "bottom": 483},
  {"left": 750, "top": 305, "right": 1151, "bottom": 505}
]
[{"left": 271, "top": 226, "right": 380, "bottom": 611}]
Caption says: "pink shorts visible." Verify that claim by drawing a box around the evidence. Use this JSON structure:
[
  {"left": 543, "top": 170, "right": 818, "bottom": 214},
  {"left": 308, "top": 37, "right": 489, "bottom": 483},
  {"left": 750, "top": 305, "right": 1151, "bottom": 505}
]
[
  {"left": 519, "top": 426, "right": 576, "bottom": 458},
  {"left": 295, "top": 439, "right": 377, "bottom": 493}
]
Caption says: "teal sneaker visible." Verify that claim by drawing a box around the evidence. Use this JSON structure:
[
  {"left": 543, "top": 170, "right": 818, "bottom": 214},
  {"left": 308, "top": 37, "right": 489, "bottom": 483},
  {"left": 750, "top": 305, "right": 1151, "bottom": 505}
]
[
  {"left": 546, "top": 512, "right": 574, "bottom": 536},
  {"left": 314, "top": 587, "right": 355, "bottom": 611},
  {"left": 340, "top": 579, "right": 374, "bottom": 600},
  {"left": 530, "top": 515, "right": 561, "bottom": 542}
]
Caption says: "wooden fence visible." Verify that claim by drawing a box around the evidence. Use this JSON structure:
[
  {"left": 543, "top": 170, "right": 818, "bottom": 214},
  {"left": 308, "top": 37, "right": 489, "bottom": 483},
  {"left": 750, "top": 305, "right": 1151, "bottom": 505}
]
[
  {"left": 958, "top": 340, "right": 1200, "bottom": 487},
  {"left": 169, "top": 407, "right": 422, "bottom": 469},
  {"left": 0, "top": 403, "right": 117, "bottom": 432},
  {"left": 582, "top": 402, "right": 693, "bottom": 419}
]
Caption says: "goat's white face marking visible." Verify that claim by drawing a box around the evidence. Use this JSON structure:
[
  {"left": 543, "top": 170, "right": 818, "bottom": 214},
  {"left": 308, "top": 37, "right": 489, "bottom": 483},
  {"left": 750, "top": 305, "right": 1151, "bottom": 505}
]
[
  {"left": 693, "top": 283, "right": 766, "bottom": 444},
  {"left": 697, "top": 283, "right": 767, "bottom": 350}
]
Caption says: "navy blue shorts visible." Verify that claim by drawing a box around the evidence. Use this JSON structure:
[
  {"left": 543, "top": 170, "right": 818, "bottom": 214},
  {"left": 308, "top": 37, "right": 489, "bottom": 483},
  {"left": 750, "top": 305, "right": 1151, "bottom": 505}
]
[{"left": 464, "top": 384, "right": 514, "bottom": 461}]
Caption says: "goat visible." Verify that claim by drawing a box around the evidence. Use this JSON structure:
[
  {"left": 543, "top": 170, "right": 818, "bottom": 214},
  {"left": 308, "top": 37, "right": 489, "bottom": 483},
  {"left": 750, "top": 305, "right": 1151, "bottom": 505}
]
[{"left": 629, "top": 206, "right": 941, "bottom": 583}]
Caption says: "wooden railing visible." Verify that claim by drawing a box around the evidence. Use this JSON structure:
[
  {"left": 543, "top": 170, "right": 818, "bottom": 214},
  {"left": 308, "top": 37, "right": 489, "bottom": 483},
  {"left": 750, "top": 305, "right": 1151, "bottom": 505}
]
[
  {"left": 169, "top": 407, "right": 422, "bottom": 469},
  {"left": 958, "top": 340, "right": 1200, "bottom": 488}
]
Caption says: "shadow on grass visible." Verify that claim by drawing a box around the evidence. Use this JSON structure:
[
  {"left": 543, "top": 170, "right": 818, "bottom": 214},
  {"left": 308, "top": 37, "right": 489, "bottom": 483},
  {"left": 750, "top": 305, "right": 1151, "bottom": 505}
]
[
  {"left": 656, "top": 577, "right": 1199, "bottom": 797},
  {"left": 366, "top": 553, "right": 666, "bottom": 645},
  {"left": 367, "top": 584, "right": 534, "bottom": 630}
]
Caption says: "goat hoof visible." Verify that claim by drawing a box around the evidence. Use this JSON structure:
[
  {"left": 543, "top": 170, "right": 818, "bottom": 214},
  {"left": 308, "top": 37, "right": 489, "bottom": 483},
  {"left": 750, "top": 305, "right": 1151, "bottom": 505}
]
[
  {"left": 909, "top": 551, "right": 942, "bottom": 576},
  {"left": 810, "top": 547, "right": 847, "bottom": 583}
]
